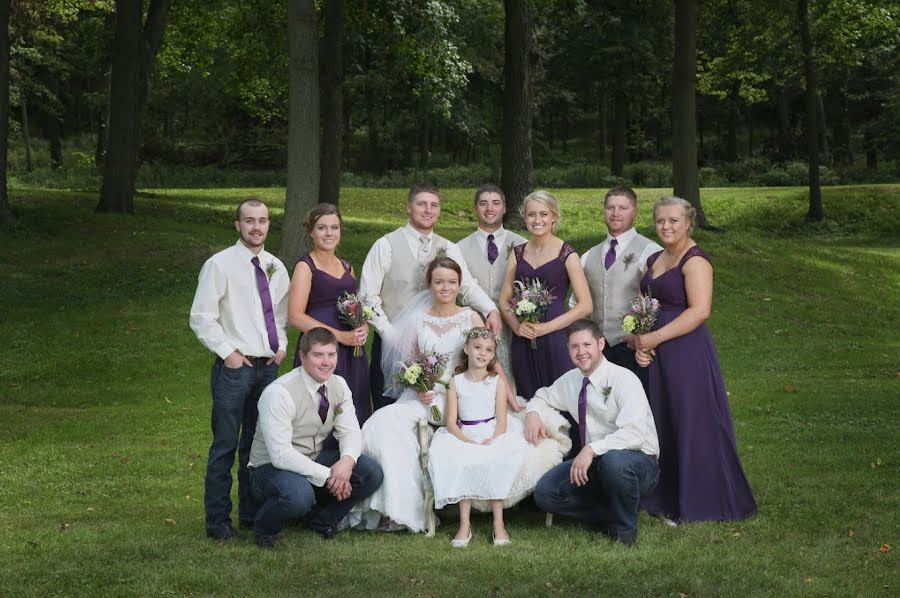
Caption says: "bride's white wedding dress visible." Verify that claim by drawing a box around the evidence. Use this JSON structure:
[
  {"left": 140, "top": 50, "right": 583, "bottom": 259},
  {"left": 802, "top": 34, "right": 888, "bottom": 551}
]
[
  {"left": 350, "top": 308, "right": 475, "bottom": 532},
  {"left": 350, "top": 303, "right": 573, "bottom": 533}
]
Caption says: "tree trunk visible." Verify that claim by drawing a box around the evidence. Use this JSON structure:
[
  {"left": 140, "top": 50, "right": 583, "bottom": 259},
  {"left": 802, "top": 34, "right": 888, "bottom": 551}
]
[
  {"left": 798, "top": 0, "right": 822, "bottom": 221},
  {"left": 281, "top": 0, "right": 320, "bottom": 267},
  {"left": 747, "top": 105, "right": 754, "bottom": 156},
  {"left": 726, "top": 81, "right": 739, "bottom": 162},
  {"left": 671, "top": 0, "right": 707, "bottom": 227},
  {"left": 97, "top": 0, "right": 170, "bottom": 214},
  {"left": 611, "top": 65, "right": 627, "bottom": 176},
  {"left": 0, "top": 0, "right": 13, "bottom": 224},
  {"left": 21, "top": 99, "right": 32, "bottom": 172},
  {"left": 319, "top": 0, "right": 343, "bottom": 206},
  {"left": 500, "top": 0, "right": 533, "bottom": 230}
]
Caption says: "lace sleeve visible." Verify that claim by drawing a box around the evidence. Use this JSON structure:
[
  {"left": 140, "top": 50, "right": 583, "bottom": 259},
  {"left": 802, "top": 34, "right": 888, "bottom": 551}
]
[
  {"left": 558, "top": 242, "right": 577, "bottom": 263},
  {"left": 512, "top": 243, "right": 526, "bottom": 262}
]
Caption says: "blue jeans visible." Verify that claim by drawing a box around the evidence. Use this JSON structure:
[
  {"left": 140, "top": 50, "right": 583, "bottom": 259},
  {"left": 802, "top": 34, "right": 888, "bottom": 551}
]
[
  {"left": 535, "top": 449, "right": 659, "bottom": 536},
  {"left": 250, "top": 451, "right": 384, "bottom": 536},
  {"left": 204, "top": 357, "right": 278, "bottom": 530}
]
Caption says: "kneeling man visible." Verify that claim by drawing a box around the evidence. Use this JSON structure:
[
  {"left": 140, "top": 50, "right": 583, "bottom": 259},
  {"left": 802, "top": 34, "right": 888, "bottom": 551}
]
[
  {"left": 526, "top": 319, "right": 659, "bottom": 546},
  {"left": 248, "top": 328, "right": 383, "bottom": 547}
]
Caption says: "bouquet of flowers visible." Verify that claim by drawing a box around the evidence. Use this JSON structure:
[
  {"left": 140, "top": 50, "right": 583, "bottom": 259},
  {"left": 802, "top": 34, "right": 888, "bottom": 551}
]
[
  {"left": 621, "top": 291, "right": 661, "bottom": 336},
  {"left": 336, "top": 291, "right": 376, "bottom": 356},
  {"left": 508, "top": 278, "right": 556, "bottom": 349},
  {"left": 394, "top": 348, "right": 450, "bottom": 422}
]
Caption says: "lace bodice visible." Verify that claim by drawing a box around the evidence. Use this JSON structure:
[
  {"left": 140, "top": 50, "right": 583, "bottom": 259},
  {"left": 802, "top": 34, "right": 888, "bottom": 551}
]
[{"left": 417, "top": 308, "right": 475, "bottom": 374}]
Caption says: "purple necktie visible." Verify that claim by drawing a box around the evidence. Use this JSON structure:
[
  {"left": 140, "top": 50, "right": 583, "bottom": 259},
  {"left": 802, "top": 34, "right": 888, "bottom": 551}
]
[
  {"left": 487, "top": 234, "right": 499, "bottom": 265},
  {"left": 251, "top": 256, "right": 279, "bottom": 353},
  {"left": 604, "top": 238, "right": 618, "bottom": 270},
  {"left": 317, "top": 385, "right": 329, "bottom": 423},
  {"left": 578, "top": 376, "right": 590, "bottom": 447}
]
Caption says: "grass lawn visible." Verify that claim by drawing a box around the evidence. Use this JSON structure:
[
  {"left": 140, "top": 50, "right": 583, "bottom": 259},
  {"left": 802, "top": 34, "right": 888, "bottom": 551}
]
[{"left": 0, "top": 184, "right": 897, "bottom": 597}]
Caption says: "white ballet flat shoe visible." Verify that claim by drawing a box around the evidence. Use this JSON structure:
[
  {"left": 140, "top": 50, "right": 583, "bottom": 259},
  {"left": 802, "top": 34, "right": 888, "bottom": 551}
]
[
  {"left": 492, "top": 532, "right": 510, "bottom": 546},
  {"left": 451, "top": 531, "right": 472, "bottom": 548}
]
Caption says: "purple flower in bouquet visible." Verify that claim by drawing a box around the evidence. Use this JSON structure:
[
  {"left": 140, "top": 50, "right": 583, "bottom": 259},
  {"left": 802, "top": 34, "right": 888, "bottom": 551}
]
[
  {"left": 621, "top": 291, "right": 661, "bottom": 336},
  {"left": 336, "top": 291, "right": 376, "bottom": 356},
  {"left": 508, "top": 278, "right": 556, "bottom": 350},
  {"left": 395, "top": 348, "right": 450, "bottom": 422}
]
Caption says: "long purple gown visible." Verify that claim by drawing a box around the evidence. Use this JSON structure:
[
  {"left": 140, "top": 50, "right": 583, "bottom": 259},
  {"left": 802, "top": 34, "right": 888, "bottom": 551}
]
[
  {"left": 639, "top": 245, "right": 756, "bottom": 522},
  {"left": 510, "top": 242, "right": 578, "bottom": 445},
  {"left": 292, "top": 254, "right": 371, "bottom": 425}
]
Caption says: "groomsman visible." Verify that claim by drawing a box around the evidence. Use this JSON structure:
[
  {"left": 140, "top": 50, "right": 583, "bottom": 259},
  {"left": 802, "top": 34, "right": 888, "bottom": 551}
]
[
  {"left": 359, "top": 183, "right": 501, "bottom": 410},
  {"left": 576, "top": 186, "right": 662, "bottom": 387},
  {"left": 526, "top": 319, "right": 660, "bottom": 546},
  {"left": 457, "top": 184, "right": 526, "bottom": 392},
  {"left": 248, "top": 328, "right": 383, "bottom": 547},
  {"left": 189, "top": 198, "right": 289, "bottom": 541}
]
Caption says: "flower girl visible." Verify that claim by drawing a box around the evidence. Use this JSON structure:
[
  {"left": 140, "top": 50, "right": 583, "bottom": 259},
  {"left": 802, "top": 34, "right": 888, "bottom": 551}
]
[{"left": 427, "top": 328, "right": 530, "bottom": 547}]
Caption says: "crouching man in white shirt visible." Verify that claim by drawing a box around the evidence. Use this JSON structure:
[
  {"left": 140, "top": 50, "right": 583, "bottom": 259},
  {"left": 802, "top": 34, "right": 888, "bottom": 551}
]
[
  {"left": 526, "top": 319, "right": 659, "bottom": 546},
  {"left": 248, "top": 328, "right": 383, "bottom": 548}
]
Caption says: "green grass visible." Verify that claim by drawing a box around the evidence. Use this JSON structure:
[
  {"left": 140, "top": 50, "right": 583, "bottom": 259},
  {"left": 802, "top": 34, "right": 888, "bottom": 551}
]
[{"left": 1, "top": 185, "right": 898, "bottom": 597}]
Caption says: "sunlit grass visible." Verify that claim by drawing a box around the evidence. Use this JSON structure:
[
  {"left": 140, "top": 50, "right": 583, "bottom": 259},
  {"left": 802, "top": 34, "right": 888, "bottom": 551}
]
[{"left": 0, "top": 185, "right": 897, "bottom": 596}]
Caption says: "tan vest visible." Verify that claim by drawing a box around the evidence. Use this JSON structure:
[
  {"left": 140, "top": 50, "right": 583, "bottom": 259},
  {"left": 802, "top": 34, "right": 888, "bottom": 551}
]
[
  {"left": 249, "top": 373, "right": 346, "bottom": 465},
  {"left": 457, "top": 230, "right": 527, "bottom": 303},
  {"left": 584, "top": 234, "right": 654, "bottom": 346},
  {"left": 380, "top": 228, "right": 448, "bottom": 320}
]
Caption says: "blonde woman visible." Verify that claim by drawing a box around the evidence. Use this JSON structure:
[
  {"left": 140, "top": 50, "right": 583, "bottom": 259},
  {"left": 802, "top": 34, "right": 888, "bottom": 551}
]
[{"left": 499, "top": 191, "right": 592, "bottom": 449}]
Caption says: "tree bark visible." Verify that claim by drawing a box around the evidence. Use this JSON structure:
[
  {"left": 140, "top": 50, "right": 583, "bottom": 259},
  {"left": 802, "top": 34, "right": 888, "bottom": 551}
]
[
  {"left": 0, "top": 0, "right": 13, "bottom": 224},
  {"left": 281, "top": 0, "right": 320, "bottom": 267},
  {"left": 611, "top": 65, "right": 627, "bottom": 176},
  {"left": 319, "top": 0, "right": 343, "bottom": 206},
  {"left": 798, "top": 0, "right": 822, "bottom": 221},
  {"left": 500, "top": 0, "right": 533, "bottom": 229},
  {"left": 97, "top": 0, "right": 170, "bottom": 214},
  {"left": 21, "top": 98, "right": 32, "bottom": 172},
  {"left": 671, "top": 0, "right": 707, "bottom": 227},
  {"left": 46, "top": 74, "right": 62, "bottom": 169}
]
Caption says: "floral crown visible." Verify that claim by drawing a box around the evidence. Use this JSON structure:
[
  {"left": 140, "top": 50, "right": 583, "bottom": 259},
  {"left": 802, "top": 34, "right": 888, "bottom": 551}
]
[{"left": 464, "top": 327, "right": 497, "bottom": 342}]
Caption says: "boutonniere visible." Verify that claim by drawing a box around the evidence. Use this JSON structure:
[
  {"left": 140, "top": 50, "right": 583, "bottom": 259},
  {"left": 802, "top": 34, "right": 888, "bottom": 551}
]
[
  {"left": 622, "top": 253, "right": 637, "bottom": 270},
  {"left": 265, "top": 260, "right": 278, "bottom": 281},
  {"left": 601, "top": 386, "right": 612, "bottom": 399},
  {"left": 505, "top": 243, "right": 515, "bottom": 259},
  {"left": 334, "top": 400, "right": 346, "bottom": 416},
  {"left": 434, "top": 246, "right": 448, "bottom": 259}
]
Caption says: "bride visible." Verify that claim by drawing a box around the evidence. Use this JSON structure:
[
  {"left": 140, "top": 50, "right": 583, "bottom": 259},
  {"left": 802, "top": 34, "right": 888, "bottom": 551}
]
[{"left": 351, "top": 256, "right": 571, "bottom": 533}]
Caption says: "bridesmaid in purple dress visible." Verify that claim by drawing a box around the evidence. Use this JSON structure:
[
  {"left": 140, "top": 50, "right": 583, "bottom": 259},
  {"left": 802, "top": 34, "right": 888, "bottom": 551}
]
[
  {"left": 499, "top": 191, "right": 592, "bottom": 447},
  {"left": 288, "top": 204, "right": 371, "bottom": 426},
  {"left": 635, "top": 196, "right": 756, "bottom": 522}
]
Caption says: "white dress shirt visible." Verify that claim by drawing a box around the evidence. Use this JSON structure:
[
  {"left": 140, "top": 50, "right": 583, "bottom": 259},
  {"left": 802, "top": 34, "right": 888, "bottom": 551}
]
[
  {"left": 253, "top": 368, "right": 362, "bottom": 487},
  {"left": 570, "top": 227, "right": 663, "bottom": 308},
  {"left": 189, "top": 240, "right": 289, "bottom": 359},
  {"left": 527, "top": 358, "right": 659, "bottom": 458},
  {"left": 358, "top": 222, "right": 497, "bottom": 332}
]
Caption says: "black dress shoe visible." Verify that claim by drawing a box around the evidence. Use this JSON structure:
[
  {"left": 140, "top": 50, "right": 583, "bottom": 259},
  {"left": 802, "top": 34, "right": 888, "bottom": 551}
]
[
  {"left": 206, "top": 522, "right": 238, "bottom": 541},
  {"left": 613, "top": 529, "right": 637, "bottom": 547},
  {"left": 239, "top": 519, "right": 255, "bottom": 530},
  {"left": 256, "top": 534, "right": 278, "bottom": 549}
]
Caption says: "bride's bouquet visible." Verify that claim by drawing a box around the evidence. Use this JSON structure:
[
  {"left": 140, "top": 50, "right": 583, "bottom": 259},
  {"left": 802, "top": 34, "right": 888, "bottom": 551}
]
[
  {"left": 508, "top": 278, "right": 556, "bottom": 349},
  {"left": 336, "top": 291, "right": 376, "bottom": 356},
  {"left": 394, "top": 349, "right": 450, "bottom": 423},
  {"left": 621, "top": 292, "right": 661, "bottom": 335}
]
